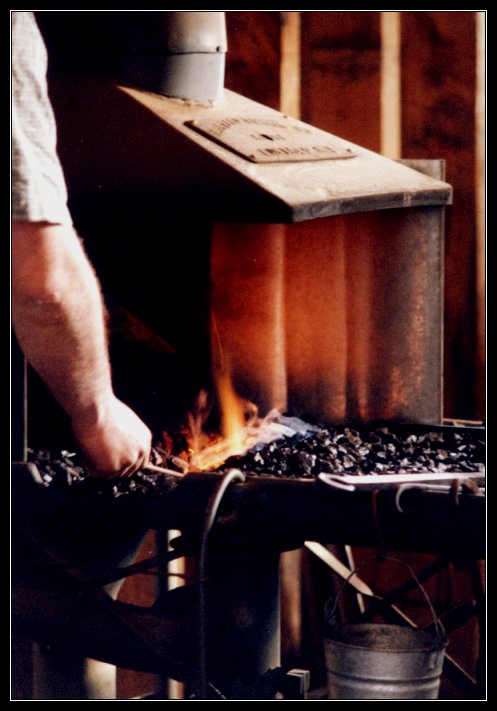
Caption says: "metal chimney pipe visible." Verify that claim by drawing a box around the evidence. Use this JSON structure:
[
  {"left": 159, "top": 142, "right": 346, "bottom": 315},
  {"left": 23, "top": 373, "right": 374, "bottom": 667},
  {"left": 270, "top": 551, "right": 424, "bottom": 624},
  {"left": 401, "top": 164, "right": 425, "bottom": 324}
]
[{"left": 124, "top": 11, "right": 227, "bottom": 102}]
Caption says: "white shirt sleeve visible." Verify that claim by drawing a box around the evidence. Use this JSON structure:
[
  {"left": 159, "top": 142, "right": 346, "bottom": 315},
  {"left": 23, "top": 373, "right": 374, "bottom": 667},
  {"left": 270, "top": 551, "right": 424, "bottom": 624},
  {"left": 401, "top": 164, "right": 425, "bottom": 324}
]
[{"left": 11, "top": 11, "right": 72, "bottom": 225}]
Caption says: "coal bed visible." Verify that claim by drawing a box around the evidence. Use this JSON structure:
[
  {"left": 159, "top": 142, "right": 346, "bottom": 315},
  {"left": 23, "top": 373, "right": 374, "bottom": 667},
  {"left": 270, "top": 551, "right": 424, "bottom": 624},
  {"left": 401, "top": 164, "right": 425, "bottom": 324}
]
[
  {"left": 27, "top": 423, "right": 485, "bottom": 497},
  {"left": 219, "top": 424, "right": 485, "bottom": 479}
]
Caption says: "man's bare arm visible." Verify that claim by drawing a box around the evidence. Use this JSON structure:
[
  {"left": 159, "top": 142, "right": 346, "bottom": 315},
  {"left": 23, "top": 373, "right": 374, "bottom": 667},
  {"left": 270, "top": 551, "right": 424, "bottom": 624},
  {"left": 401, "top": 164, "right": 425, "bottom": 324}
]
[{"left": 12, "top": 221, "right": 152, "bottom": 478}]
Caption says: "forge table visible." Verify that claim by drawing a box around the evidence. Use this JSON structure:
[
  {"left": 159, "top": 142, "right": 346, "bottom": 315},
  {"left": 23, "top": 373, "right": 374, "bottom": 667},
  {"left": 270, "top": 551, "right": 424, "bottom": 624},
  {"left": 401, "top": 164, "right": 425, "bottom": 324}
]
[{"left": 12, "top": 437, "right": 485, "bottom": 700}]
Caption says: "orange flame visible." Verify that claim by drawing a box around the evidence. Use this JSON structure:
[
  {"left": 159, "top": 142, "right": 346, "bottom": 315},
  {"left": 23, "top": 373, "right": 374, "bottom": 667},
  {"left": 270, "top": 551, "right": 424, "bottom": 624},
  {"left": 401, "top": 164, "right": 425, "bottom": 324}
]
[
  {"left": 170, "top": 370, "right": 306, "bottom": 474},
  {"left": 217, "top": 371, "right": 257, "bottom": 451},
  {"left": 186, "top": 372, "right": 259, "bottom": 472}
]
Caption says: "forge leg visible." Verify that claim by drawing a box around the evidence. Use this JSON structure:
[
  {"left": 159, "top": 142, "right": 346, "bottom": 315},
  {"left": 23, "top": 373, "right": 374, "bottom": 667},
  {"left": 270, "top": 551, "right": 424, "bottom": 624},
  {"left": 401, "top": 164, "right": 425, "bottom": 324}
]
[
  {"left": 30, "top": 570, "right": 130, "bottom": 701},
  {"left": 203, "top": 545, "right": 281, "bottom": 699},
  {"left": 11, "top": 469, "right": 149, "bottom": 702},
  {"left": 33, "top": 649, "right": 116, "bottom": 700}
]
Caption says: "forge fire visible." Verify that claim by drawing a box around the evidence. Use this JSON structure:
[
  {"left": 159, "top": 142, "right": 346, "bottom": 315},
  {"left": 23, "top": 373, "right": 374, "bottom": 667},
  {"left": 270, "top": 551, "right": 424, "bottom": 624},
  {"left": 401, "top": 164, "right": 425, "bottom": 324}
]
[{"left": 28, "top": 408, "right": 485, "bottom": 500}]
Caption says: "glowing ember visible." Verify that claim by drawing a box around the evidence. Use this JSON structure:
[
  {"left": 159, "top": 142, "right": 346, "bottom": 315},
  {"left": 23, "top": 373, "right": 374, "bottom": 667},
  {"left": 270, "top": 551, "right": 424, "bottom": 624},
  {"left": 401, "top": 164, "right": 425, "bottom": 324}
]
[{"left": 176, "top": 378, "right": 314, "bottom": 473}]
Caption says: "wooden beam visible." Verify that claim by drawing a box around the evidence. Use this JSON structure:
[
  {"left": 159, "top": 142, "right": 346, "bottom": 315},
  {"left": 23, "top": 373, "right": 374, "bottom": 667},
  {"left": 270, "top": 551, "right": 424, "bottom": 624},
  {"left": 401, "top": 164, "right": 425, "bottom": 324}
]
[
  {"left": 380, "top": 11, "right": 401, "bottom": 158},
  {"left": 280, "top": 12, "right": 301, "bottom": 119}
]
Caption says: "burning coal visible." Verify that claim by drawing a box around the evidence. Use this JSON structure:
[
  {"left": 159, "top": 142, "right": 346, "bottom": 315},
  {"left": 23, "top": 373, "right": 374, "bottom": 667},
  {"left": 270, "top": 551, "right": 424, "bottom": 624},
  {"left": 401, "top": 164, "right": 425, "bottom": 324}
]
[
  {"left": 164, "top": 380, "right": 485, "bottom": 480},
  {"left": 217, "top": 422, "right": 485, "bottom": 479},
  {"left": 26, "top": 376, "right": 485, "bottom": 495},
  {"left": 176, "top": 379, "right": 317, "bottom": 473},
  {"left": 28, "top": 418, "right": 485, "bottom": 501}
]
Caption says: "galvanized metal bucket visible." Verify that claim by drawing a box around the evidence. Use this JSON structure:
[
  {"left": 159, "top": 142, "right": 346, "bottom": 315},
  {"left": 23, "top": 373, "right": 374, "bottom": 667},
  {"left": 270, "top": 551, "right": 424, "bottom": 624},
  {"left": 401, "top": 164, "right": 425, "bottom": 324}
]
[
  {"left": 324, "top": 557, "right": 448, "bottom": 700},
  {"left": 324, "top": 622, "right": 447, "bottom": 700}
]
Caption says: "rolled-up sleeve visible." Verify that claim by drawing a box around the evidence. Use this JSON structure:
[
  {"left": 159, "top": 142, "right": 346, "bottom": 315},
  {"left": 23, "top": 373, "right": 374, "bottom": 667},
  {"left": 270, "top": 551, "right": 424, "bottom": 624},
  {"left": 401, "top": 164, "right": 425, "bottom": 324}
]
[{"left": 11, "top": 11, "right": 72, "bottom": 225}]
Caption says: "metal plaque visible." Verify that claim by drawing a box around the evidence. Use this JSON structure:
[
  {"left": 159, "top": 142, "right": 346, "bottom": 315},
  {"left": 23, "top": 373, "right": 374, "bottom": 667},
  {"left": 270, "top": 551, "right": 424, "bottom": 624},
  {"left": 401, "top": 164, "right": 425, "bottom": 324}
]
[{"left": 185, "top": 115, "right": 356, "bottom": 163}]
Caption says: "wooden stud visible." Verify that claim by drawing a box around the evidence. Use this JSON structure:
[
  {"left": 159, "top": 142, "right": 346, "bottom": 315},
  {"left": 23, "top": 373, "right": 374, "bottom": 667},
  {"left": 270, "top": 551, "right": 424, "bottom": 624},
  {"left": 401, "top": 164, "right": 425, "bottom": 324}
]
[
  {"left": 380, "top": 11, "right": 401, "bottom": 158},
  {"left": 280, "top": 12, "right": 302, "bottom": 119}
]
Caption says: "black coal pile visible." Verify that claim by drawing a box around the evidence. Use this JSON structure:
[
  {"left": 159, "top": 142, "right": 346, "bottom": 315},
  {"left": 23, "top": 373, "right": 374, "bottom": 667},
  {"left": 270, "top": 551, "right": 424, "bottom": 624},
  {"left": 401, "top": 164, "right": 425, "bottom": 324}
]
[
  {"left": 219, "top": 425, "right": 486, "bottom": 479},
  {"left": 27, "top": 448, "right": 180, "bottom": 499},
  {"left": 27, "top": 424, "right": 485, "bottom": 496}
]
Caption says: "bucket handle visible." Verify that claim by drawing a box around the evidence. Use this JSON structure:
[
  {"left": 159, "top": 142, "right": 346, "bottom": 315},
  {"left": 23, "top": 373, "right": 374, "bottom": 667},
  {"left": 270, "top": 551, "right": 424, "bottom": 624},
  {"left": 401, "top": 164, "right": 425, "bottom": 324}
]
[{"left": 326, "top": 554, "right": 447, "bottom": 641}]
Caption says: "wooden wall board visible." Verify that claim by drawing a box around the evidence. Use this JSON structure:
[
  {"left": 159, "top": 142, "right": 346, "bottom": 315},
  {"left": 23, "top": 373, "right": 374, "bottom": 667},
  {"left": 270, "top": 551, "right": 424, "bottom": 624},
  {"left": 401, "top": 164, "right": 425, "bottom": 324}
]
[
  {"left": 301, "top": 11, "right": 382, "bottom": 152},
  {"left": 401, "top": 11, "right": 479, "bottom": 419}
]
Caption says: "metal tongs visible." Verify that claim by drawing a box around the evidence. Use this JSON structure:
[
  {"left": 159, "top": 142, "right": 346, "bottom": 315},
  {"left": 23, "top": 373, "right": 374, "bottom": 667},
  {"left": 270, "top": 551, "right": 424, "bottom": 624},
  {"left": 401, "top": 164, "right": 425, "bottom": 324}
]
[{"left": 317, "top": 470, "right": 485, "bottom": 493}]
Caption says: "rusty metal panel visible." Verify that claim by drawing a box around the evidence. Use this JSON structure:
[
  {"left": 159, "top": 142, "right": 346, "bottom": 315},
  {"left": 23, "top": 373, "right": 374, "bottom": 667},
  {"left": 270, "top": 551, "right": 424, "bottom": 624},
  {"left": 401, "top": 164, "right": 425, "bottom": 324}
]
[
  {"left": 211, "top": 205, "right": 443, "bottom": 426},
  {"left": 210, "top": 222, "right": 288, "bottom": 414},
  {"left": 284, "top": 215, "right": 349, "bottom": 422},
  {"left": 285, "top": 207, "right": 444, "bottom": 425}
]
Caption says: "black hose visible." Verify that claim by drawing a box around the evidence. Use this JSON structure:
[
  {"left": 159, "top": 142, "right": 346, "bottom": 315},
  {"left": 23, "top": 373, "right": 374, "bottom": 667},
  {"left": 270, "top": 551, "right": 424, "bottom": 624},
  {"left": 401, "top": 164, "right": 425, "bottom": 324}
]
[{"left": 197, "top": 468, "right": 246, "bottom": 699}]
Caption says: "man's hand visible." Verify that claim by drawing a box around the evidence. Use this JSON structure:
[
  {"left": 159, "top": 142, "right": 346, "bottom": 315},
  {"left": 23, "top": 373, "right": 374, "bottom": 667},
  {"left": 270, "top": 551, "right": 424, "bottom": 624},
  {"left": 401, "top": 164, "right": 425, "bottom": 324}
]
[{"left": 72, "top": 396, "right": 152, "bottom": 479}]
